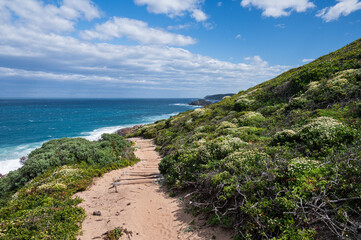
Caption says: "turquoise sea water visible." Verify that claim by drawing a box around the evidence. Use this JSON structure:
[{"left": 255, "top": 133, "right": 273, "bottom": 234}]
[{"left": 0, "top": 99, "right": 198, "bottom": 174}]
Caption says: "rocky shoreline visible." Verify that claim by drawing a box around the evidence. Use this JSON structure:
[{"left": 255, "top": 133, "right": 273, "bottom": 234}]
[{"left": 116, "top": 125, "right": 143, "bottom": 136}]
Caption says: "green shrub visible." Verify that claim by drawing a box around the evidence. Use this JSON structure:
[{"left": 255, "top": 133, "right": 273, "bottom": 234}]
[
  {"left": 234, "top": 97, "right": 255, "bottom": 111},
  {"left": 0, "top": 134, "right": 134, "bottom": 198},
  {"left": 297, "top": 117, "right": 354, "bottom": 149},
  {"left": 0, "top": 134, "right": 137, "bottom": 240},
  {"left": 271, "top": 129, "right": 297, "bottom": 145}
]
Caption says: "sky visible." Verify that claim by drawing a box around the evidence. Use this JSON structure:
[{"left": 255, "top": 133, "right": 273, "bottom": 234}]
[{"left": 0, "top": 0, "right": 361, "bottom": 98}]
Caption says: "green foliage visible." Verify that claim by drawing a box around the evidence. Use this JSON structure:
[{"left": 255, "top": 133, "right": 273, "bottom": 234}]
[
  {"left": 0, "top": 134, "right": 137, "bottom": 239},
  {"left": 0, "top": 134, "right": 133, "bottom": 197},
  {"left": 103, "top": 227, "right": 125, "bottom": 240},
  {"left": 297, "top": 117, "right": 355, "bottom": 150},
  {"left": 131, "top": 38, "right": 361, "bottom": 239}
]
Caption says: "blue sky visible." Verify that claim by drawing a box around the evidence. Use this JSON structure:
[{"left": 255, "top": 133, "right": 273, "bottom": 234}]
[{"left": 0, "top": 0, "right": 361, "bottom": 98}]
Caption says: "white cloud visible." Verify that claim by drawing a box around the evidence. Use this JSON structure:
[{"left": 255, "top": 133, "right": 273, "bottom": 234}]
[
  {"left": 134, "top": 0, "right": 208, "bottom": 21},
  {"left": 218, "top": 2, "right": 223, "bottom": 7},
  {"left": 302, "top": 58, "right": 315, "bottom": 63},
  {"left": 80, "top": 17, "right": 196, "bottom": 46},
  {"left": 0, "top": 24, "right": 290, "bottom": 94},
  {"left": 275, "top": 23, "right": 286, "bottom": 28},
  {"left": 241, "top": 0, "right": 315, "bottom": 17},
  {"left": 0, "top": 0, "right": 100, "bottom": 33},
  {"left": 191, "top": 9, "right": 208, "bottom": 21},
  {"left": 235, "top": 34, "right": 242, "bottom": 39},
  {"left": 0, "top": 0, "right": 291, "bottom": 96},
  {"left": 316, "top": 0, "right": 361, "bottom": 22},
  {"left": 167, "top": 23, "right": 194, "bottom": 30}
]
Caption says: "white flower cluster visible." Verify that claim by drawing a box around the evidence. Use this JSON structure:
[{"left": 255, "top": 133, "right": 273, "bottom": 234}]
[
  {"left": 196, "top": 138, "right": 207, "bottom": 146},
  {"left": 221, "top": 136, "right": 247, "bottom": 149},
  {"left": 288, "top": 157, "right": 319, "bottom": 175},
  {"left": 192, "top": 108, "right": 206, "bottom": 117},
  {"left": 307, "top": 81, "right": 320, "bottom": 91},
  {"left": 273, "top": 129, "right": 296, "bottom": 142},
  {"left": 185, "top": 118, "right": 193, "bottom": 125},
  {"left": 194, "top": 125, "right": 206, "bottom": 133},
  {"left": 222, "top": 150, "right": 270, "bottom": 172},
  {"left": 299, "top": 116, "right": 343, "bottom": 142},
  {"left": 222, "top": 127, "right": 239, "bottom": 136},
  {"left": 218, "top": 121, "right": 237, "bottom": 129},
  {"left": 241, "top": 111, "right": 265, "bottom": 121},
  {"left": 235, "top": 97, "right": 255, "bottom": 108},
  {"left": 38, "top": 181, "right": 67, "bottom": 191},
  {"left": 289, "top": 96, "right": 309, "bottom": 106},
  {"left": 201, "top": 136, "right": 248, "bottom": 159},
  {"left": 57, "top": 166, "right": 82, "bottom": 178}
]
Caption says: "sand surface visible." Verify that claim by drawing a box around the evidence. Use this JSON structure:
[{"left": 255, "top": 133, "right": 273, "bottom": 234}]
[{"left": 75, "top": 137, "right": 232, "bottom": 240}]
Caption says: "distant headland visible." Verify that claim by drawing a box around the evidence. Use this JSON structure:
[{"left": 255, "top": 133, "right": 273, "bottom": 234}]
[{"left": 189, "top": 93, "right": 235, "bottom": 106}]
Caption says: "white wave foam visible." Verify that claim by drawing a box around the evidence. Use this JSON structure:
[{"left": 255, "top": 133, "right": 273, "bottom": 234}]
[
  {"left": 170, "top": 103, "right": 200, "bottom": 108},
  {"left": 0, "top": 112, "right": 182, "bottom": 174},
  {"left": 80, "top": 124, "right": 134, "bottom": 141},
  {"left": 143, "top": 112, "right": 179, "bottom": 123},
  {"left": 0, "top": 142, "right": 43, "bottom": 174},
  {"left": 171, "top": 103, "right": 189, "bottom": 106},
  {"left": 0, "top": 159, "right": 22, "bottom": 175}
]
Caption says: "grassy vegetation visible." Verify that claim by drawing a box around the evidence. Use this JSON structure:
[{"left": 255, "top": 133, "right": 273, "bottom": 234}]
[
  {"left": 0, "top": 134, "right": 137, "bottom": 239},
  {"left": 130, "top": 39, "right": 361, "bottom": 239}
]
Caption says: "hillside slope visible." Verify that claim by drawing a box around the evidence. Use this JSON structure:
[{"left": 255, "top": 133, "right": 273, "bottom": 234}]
[
  {"left": 0, "top": 134, "right": 138, "bottom": 239},
  {"left": 130, "top": 39, "right": 361, "bottom": 239}
]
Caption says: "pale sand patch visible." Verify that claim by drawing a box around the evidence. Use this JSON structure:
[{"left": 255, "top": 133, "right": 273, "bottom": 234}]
[{"left": 75, "top": 137, "right": 233, "bottom": 240}]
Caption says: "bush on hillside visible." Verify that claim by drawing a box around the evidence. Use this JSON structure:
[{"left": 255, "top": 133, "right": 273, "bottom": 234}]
[
  {"left": 0, "top": 134, "right": 134, "bottom": 197},
  {"left": 297, "top": 117, "right": 355, "bottom": 149}
]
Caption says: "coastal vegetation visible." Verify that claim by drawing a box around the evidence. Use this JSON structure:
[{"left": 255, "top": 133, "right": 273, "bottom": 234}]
[
  {"left": 0, "top": 134, "right": 137, "bottom": 239},
  {"left": 130, "top": 39, "right": 361, "bottom": 239}
]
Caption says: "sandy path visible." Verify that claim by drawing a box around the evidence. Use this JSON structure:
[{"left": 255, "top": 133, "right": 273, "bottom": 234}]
[{"left": 75, "top": 137, "right": 232, "bottom": 240}]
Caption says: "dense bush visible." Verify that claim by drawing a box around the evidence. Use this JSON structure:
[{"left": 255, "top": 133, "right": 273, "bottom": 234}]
[
  {"left": 0, "top": 134, "right": 137, "bottom": 239},
  {"left": 132, "top": 38, "right": 361, "bottom": 239},
  {"left": 0, "top": 134, "right": 133, "bottom": 197}
]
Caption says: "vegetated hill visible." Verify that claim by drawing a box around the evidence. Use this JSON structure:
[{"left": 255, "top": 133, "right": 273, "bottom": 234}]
[
  {"left": 205, "top": 93, "right": 235, "bottom": 100},
  {"left": 130, "top": 39, "right": 361, "bottom": 239},
  {"left": 0, "top": 134, "right": 137, "bottom": 239}
]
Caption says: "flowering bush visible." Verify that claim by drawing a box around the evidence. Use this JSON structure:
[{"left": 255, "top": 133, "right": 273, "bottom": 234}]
[
  {"left": 287, "top": 96, "right": 310, "bottom": 110},
  {"left": 271, "top": 129, "right": 297, "bottom": 145},
  {"left": 220, "top": 150, "right": 270, "bottom": 175},
  {"left": 234, "top": 97, "right": 255, "bottom": 111},
  {"left": 287, "top": 157, "right": 319, "bottom": 176},
  {"left": 206, "top": 136, "right": 248, "bottom": 159},
  {"left": 297, "top": 117, "right": 354, "bottom": 149},
  {"left": 218, "top": 121, "right": 236, "bottom": 129},
  {"left": 239, "top": 111, "right": 266, "bottom": 127}
]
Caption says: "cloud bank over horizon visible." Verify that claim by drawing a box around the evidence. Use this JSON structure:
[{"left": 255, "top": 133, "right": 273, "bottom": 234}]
[
  {"left": 0, "top": 0, "right": 292, "bottom": 98},
  {"left": 0, "top": 0, "right": 360, "bottom": 98}
]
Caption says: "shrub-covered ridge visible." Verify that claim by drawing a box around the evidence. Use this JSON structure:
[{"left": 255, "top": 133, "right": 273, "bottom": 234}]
[
  {"left": 0, "top": 134, "right": 137, "bottom": 239},
  {"left": 130, "top": 39, "right": 361, "bottom": 239}
]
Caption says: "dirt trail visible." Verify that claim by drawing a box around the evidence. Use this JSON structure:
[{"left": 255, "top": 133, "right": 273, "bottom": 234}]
[{"left": 75, "top": 137, "right": 232, "bottom": 240}]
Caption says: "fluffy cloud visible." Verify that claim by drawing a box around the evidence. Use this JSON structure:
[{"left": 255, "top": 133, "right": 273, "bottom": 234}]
[
  {"left": 241, "top": 0, "right": 315, "bottom": 17},
  {"left": 0, "top": 24, "right": 289, "bottom": 95},
  {"left": 302, "top": 58, "right": 315, "bottom": 63},
  {"left": 0, "top": 0, "right": 100, "bottom": 32},
  {"left": 0, "top": 0, "right": 291, "bottom": 97},
  {"left": 80, "top": 17, "right": 196, "bottom": 46},
  {"left": 134, "top": 0, "right": 208, "bottom": 21},
  {"left": 316, "top": 0, "right": 361, "bottom": 22}
]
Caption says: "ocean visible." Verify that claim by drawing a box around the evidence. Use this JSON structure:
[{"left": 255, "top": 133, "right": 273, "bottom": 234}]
[{"left": 0, "top": 98, "right": 198, "bottom": 174}]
